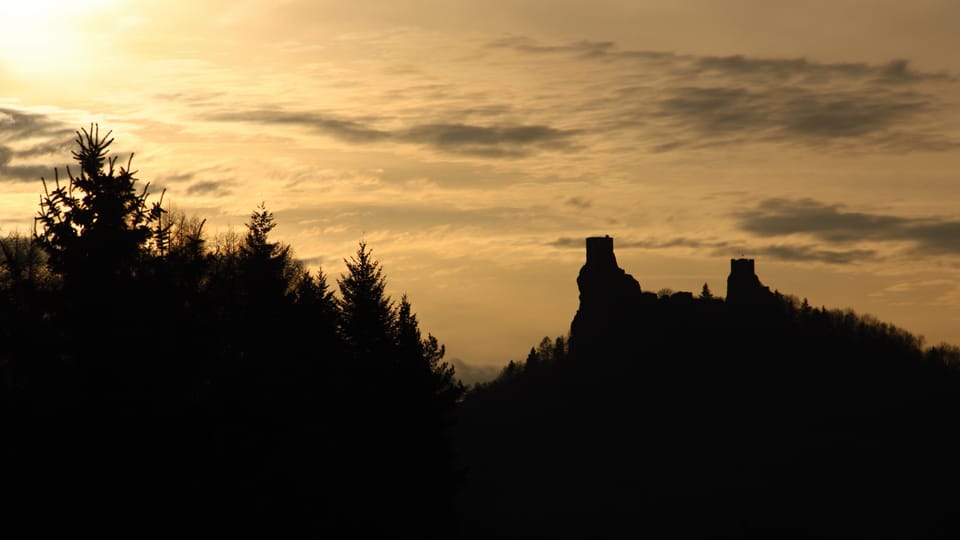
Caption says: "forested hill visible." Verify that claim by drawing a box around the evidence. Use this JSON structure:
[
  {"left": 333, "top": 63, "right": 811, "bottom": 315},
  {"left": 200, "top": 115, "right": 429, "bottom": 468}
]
[
  {"left": 0, "top": 127, "right": 464, "bottom": 538},
  {"left": 456, "top": 236, "right": 960, "bottom": 539}
]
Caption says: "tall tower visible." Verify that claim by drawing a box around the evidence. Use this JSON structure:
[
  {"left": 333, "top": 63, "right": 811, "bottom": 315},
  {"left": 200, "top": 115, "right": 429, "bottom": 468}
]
[
  {"left": 585, "top": 235, "right": 616, "bottom": 267},
  {"left": 570, "top": 236, "right": 643, "bottom": 357}
]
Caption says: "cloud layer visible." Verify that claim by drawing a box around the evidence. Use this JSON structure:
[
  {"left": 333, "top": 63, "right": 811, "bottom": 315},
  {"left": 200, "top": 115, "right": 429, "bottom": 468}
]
[
  {"left": 209, "top": 109, "right": 578, "bottom": 158},
  {"left": 738, "top": 198, "right": 960, "bottom": 257},
  {"left": 0, "top": 107, "right": 74, "bottom": 183},
  {"left": 489, "top": 37, "right": 957, "bottom": 153}
]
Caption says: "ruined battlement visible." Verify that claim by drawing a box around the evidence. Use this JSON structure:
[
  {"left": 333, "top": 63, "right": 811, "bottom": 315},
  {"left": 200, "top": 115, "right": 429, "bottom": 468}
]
[
  {"left": 585, "top": 236, "right": 616, "bottom": 267},
  {"left": 730, "top": 258, "right": 755, "bottom": 277},
  {"left": 726, "top": 257, "right": 772, "bottom": 305}
]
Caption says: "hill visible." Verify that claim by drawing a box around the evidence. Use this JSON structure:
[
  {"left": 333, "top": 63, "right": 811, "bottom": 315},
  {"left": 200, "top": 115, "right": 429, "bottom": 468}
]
[{"left": 455, "top": 236, "right": 960, "bottom": 539}]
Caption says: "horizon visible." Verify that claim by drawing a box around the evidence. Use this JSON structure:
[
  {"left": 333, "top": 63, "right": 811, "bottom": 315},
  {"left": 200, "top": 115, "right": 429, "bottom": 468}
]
[{"left": 2, "top": 1, "right": 960, "bottom": 372}]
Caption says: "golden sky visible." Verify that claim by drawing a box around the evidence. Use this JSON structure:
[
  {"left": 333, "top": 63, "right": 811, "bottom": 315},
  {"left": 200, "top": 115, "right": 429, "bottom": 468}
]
[{"left": 2, "top": 1, "right": 960, "bottom": 373}]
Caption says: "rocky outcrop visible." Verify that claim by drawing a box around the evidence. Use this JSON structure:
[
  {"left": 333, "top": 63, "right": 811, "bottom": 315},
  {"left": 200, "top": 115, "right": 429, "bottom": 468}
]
[{"left": 569, "top": 236, "right": 643, "bottom": 355}]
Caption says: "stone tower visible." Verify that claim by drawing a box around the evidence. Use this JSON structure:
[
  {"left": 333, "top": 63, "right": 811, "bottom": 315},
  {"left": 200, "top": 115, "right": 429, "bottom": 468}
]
[
  {"left": 585, "top": 235, "right": 616, "bottom": 267},
  {"left": 570, "top": 236, "right": 643, "bottom": 356},
  {"left": 726, "top": 258, "right": 772, "bottom": 305}
]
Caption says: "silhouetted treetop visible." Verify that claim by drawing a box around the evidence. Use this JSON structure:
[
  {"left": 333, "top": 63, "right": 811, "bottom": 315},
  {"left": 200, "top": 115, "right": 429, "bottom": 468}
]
[
  {"left": 338, "top": 240, "right": 396, "bottom": 356},
  {"left": 700, "top": 282, "right": 714, "bottom": 299},
  {"left": 34, "top": 124, "right": 165, "bottom": 284},
  {"left": 242, "top": 202, "right": 285, "bottom": 259}
]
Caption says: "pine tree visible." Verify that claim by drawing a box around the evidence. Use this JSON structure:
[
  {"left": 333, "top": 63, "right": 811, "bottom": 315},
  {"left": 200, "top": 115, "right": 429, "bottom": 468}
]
[
  {"left": 395, "top": 293, "right": 464, "bottom": 413},
  {"left": 334, "top": 241, "right": 464, "bottom": 538},
  {"left": 290, "top": 266, "right": 341, "bottom": 355},
  {"left": 240, "top": 202, "right": 292, "bottom": 303},
  {"left": 700, "top": 282, "right": 714, "bottom": 299},
  {"left": 31, "top": 125, "right": 167, "bottom": 366},
  {"left": 337, "top": 240, "right": 395, "bottom": 360}
]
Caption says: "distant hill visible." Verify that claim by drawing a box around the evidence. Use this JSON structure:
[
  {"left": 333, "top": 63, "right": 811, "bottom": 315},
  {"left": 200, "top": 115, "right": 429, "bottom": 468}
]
[{"left": 455, "top": 236, "right": 960, "bottom": 539}]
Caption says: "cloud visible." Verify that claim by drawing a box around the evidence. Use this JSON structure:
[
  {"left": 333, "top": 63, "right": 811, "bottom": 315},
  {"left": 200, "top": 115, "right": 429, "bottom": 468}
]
[
  {"left": 779, "top": 91, "right": 928, "bottom": 138},
  {"left": 737, "top": 198, "right": 960, "bottom": 256},
  {"left": 209, "top": 107, "right": 577, "bottom": 157},
  {"left": 15, "top": 140, "right": 71, "bottom": 159},
  {"left": 488, "top": 36, "right": 957, "bottom": 153},
  {"left": 487, "top": 35, "right": 672, "bottom": 61},
  {"left": 738, "top": 198, "right": 908, "bottom": 242},
  {"left": 276, "top": 203, "right": 544, "bottom": 234},
  {"left": 753, "top": 244, "right": 877, "bottom": 265},
  {"left": 490, "top": 36, "right": 951, "bottom": 83},
  {"left": 547, "top": 237, "right": 583, "bottom": 249},
  {"left": 0, "top": 107, "right": 76, "bottom": 183},
  {"left": 564, "top": 197, "right": 591, "bottom": 209},
  {"left": 298, "top": 255, "right": 327, "bottom": 267},
  {"left": 868, "top": 279, "right": 957, "bottom": 306},
  {"left": 0, "top": 107, "right": 74, "bottom": 140},
  {"left": 158, "top": 172, "right": 194, "bottom": 184},
  {"left": 400, "top": 123, "right": 576, "bottom": 157},
  {"left": 692, "top": 56, "right": 951, "bottom": 84},
  {"left": 152, "top": 91, "right": 227, "bottom": 107},
  {"left": 0, "top": 144, "right": 65, "bottom": 183},
  {"left": 488, "top": 36, "right": 615, "bottom": 58},
  {"left": 186, "top": 180, "right": 232, "bottom": 196},
  {"left": 209, "top": 109, "right": 389, "bottom": 143},
  {"left": 652, "top": 86, "right": 948, "bottom": 150},
  {"left": 0, "top": 148, "right": 52, "bottom": 183}
]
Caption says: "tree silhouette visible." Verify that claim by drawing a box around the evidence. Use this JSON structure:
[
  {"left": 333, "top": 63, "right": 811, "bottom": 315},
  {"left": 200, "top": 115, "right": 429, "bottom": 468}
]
[
  {"left": 34, "top": 124, "right": 164, "bottom": 288},
  {"left": 338, "top": 239, "right": 396, "bottom": 360},
  {"left": 6, "top": 126, "right": 475, "bottom": 537},
  {"left": 332, "top": 240, "right": 465, "bottom": 537},
  {"left": 395, "top": 293, "right": 465, "bottom": 419},
  {"left": 239, "top": 202, "right": 293, "bottom": 307},
  {"left": 700, "top": 282, "right": 714, "bottom": 299}
]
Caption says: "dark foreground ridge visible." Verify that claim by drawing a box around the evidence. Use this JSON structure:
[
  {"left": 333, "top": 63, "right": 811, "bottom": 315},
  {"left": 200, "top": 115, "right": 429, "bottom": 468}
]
[{"left": 457, "top": 236, "right": 960, "bottom": 540}]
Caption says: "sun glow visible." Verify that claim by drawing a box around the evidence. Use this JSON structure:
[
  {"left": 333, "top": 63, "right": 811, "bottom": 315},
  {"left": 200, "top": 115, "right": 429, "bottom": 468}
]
[{"left": 0, "top": 0, "right": 118, "bottom": 75}]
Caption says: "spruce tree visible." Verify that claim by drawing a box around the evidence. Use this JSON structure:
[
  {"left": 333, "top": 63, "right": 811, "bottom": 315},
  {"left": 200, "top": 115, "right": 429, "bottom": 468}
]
[
  {"left": 35, "top": 124, "right": 164, "bottom": 289},
  {"left": 337, "top": 240, "right": 395, "bottom": 361},
  {"left": 334, "top": 240, "right": 464, "bottom": 538},
  {"left": 240, "top": 202, "right": 292, "bottom": 305}
]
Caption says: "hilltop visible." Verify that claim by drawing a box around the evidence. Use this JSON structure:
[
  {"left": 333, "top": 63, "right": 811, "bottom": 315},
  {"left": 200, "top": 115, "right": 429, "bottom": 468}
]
[{"left": 456, "top": 236, "right": 960, "bottom": 539}]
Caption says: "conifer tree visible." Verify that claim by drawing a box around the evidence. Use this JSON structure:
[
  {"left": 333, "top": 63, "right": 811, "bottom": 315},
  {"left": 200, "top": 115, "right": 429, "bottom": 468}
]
[
  {"left": 35, "top": 124, "right": 164, "bottom": 288},
  {"left": 700, "top": 282, "right": 714, "bottom": 299},
  {"left": 396, "top": 294, "right": 464, "bottom": 411},
  {"left": 337, "top": 240, "right": 395, "bottom": 359},
  {"left": 334, "top": 241, "right": 464, "bottom": 537},
  {"left": 240, "top": 202, "right": 292, "bottom": 303},
  {"left": 290, "top": 266, "right": 341, "bottom": 357}
]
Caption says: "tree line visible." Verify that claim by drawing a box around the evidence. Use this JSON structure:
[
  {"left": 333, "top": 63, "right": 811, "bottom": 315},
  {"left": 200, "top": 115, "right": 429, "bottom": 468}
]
[{"left": 0, "top": 126, "right": 464, "bottom": 537}]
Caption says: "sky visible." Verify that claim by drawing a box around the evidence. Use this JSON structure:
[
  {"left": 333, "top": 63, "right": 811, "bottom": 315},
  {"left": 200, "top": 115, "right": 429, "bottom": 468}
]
[{"left": 2, "top": 0, "right": 960, "bottom": 380}]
